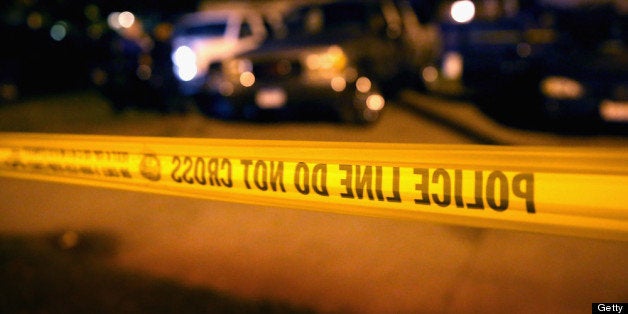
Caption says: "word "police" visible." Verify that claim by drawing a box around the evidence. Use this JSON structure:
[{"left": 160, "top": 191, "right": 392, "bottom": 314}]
[{"left": 413, "top": 168, "right": 535, "bottom": 213}]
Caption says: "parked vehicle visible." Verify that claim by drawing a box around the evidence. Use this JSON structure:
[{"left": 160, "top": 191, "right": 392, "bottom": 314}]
[
  {"left": 421, "top": 0, "right": 628, "bottom": 127},
  {"left": 534, "top": 4, "right": 628, "bottom": 125},
  {"left": 0, "top": 0, "right": 99, "bottom": 102},
  {"left": 89, "top": 11, "right": 181, "bottom": 112},
  {"left": 198, "top": 0, "right": 428, "bottom": 123},
  {"left": 421, "top": 0, "right": 555, "bottom": 98},
  {"left": 170, "top": 8, "right": 269, "bottom": 98}
]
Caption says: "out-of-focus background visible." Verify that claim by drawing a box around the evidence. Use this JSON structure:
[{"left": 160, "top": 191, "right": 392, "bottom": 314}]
[{"left": 1, "top": 0, "right": 627, "bottom": 313}]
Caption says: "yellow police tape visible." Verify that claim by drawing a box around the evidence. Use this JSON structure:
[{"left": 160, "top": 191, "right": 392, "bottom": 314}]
[{"left": 1, "top": 132, "right": 627, "bottom": 241}]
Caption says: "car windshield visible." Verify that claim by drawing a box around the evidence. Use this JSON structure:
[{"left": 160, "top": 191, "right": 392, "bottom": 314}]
[
  {"left": 177, "top": 22, "right": 227, "bottom": 37},
  {"left": 550, "top": 4, "right": 624, "bottom": 48},
  {"left": 284, "top": 2, "right": 376, "bottom": 37}
]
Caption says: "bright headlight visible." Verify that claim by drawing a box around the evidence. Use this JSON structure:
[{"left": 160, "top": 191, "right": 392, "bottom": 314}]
[
  {"left": 108, "top": 11, "right": 136, "bottom": 31},
  {"left": 450, "top": 0, "right": 475, "bottom": 24},
  {"left": 225, "top": 58, "right": 253, "bottom": 76},
  {"left": 540, "top": 76, "right": 585, "bottom": 100},
  {"left": 172, "top": 45, "right": 197, "bottom": 81},
  {"left": 442, "top": 52, "right": 463, "bottom": 80},
  {"left": 305, "top": 46, "right": 347, "bottom": 72},
  {"left": 366, "top": 94, "right": 385, "bottom": 111}
]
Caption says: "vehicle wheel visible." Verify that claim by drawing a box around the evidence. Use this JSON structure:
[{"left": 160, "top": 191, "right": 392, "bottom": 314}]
[
  {"left": 339, "top": 102, "right": 379, "bottom": 125},
  {"left": 242, "top": 104, "right": 263, "bottom": 121},
  {"left": 475, "top": 89, "right": 549, "bottom": 130},
  {"left": 193, "top": 93, "right": 214, "bottom": 116},
  {"left": 106, "top": 90, "right": 131, "bottom": 114},
  {"left": 381, "top": 69, "right": 422, "bottom": 98}
]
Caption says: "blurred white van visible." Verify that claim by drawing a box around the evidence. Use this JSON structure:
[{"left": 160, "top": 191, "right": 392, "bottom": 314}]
[{"left": 171, "top": 9, "right": 268, "bottom": 95}]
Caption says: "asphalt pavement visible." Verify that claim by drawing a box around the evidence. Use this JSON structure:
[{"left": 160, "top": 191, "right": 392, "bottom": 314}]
[{"left": 399, "top": 90, "right": 628, "bottom": 147}]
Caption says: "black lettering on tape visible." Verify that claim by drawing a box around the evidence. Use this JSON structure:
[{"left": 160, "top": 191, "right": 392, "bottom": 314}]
[
  {"left": 254, "top": 160, "right": 268, "bottom": 191},
  {"left": 487, "top": 171, "right": 508, "bottom": 211},
  {"left": 355, "top": 165, "right": 374, "bottom": 200},
  {"left": 341, "top": 164, "right": 400, "bottom": 202},
  {"left": 294, "top": 162, "right": 328, "bottom": 196},
  {"left": 171, "top": 156, "right": 182, "bottom": 183},
  {"left": 49, "top": 163, "right": 63, "bottom": 172},
  {"left": 294, "top": 162, "right": 310, "bottom": 195},
  {"left": 171, "top": 156, "right": 232, "bottom": 188},
  {"left": 181, "top": 156, "right": 194, "bottom": 184},
  {"left": 312, "top": 163, "right": 328, "bottom": 196},
  {"left": 221, "top": 159, "right": 233, "bottom": 187},
  {"left": 411, "top": 169, "right": 535, "bottom": 213},
  {"left": 80, "top": 165, "right": 96, "bottom": 175},
  {"left": 375, "top": 166, "right": 385, "bottom": 201},
  {"left": 244, "top": 160, "right": 286, "bottom": 192},
  {"left": 339, "top": 164, "right": 354, "bottom": 199},
  {"left": 120, "top": 168, "right": 132, "bottom": 178},
  {"left": 269, "top": 161, "right": 286, "bottom": 192},
  {"left": 413, "top": 168, "right": 430, "bottom": 205},
  {"left": 467, "top": 171, "right": 484, "bottom": 209},
  {"left": 454, "top": 169, "right": 464, "bottom": 208},
  {"left": 207, "top": 158, "right": 221, "bottom": 186},
  {"left": 513, "top": 173, "right": 535, "bottom": 213},
  {"left": 387, "top": 167, "right": 402, "bottom": 203},
  {"left": 194, "top": 157, "right": 207, "bottom": 185},
  {"left": 241, "top": 159, "right": 253, "bottom": 189},
  {"left": 432, "top": 168, "right": 451, "bottom": 207}
]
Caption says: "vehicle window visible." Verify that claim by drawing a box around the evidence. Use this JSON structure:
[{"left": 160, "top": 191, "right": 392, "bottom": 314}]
[
  {"left": 239, "top": 21, "right": 253, "bottom": 38},
  {"left": 551, "top": 4, "right": 619, "bottom": 48},
  {"left": 284, "top": 3, "right": 386, "bottom": 36},
  {"left": 177, "top": 22, "right": 227, "bottom": 37},
  {"left": 319, "top": 3, "right": 369, "bottom": 30},
  {"left": 284, "top": 6, "right": 325, "bottom": 35}
]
